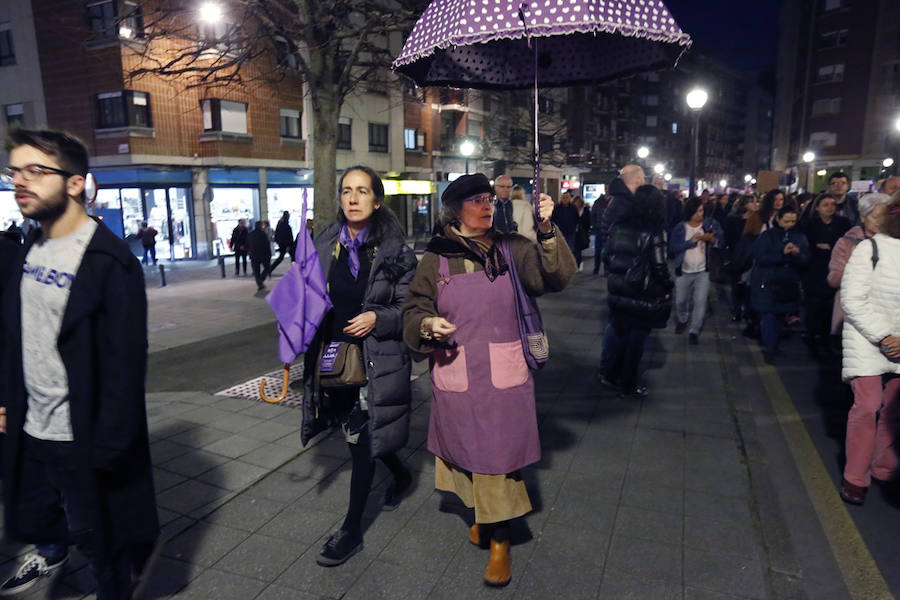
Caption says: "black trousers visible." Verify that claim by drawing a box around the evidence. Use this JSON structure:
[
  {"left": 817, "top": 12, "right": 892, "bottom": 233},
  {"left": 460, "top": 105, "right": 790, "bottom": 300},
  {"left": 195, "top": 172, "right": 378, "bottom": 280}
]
[
  {"left": 251, "top": 257, "right": 270, "bottom": 288},
  {"left": 15, "top": 435, "right": 134, "bottom": 600},
  {"left": 234, "top": 250, "right": 248, "bottom": 274}
]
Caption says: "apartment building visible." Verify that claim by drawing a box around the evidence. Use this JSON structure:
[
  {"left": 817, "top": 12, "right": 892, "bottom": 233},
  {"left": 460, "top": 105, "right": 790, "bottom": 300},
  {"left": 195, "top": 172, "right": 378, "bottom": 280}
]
[{"left": 772, "top": 0, "right": 900, "bottom": 191}]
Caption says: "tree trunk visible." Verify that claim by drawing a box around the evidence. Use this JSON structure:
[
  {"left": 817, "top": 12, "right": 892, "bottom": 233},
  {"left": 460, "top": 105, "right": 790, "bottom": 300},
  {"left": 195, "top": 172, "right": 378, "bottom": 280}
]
[{"left": 311, "top": 88, "right": 341, "bottom": 236}]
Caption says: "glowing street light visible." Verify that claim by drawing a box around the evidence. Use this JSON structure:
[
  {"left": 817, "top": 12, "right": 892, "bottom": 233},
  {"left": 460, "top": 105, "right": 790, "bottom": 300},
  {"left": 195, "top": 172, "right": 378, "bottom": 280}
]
[
  {"left": 637, "top": 146, "right": 650, "bottom": 159},
  {"left": 653, "top": 163, "right": 665, "bottom": 174},
  {"left": 802, "top": 151, "right": 816, "bottom": 163},
  {"left": 895, "top": 116, "right": 900, "bottom": 132},
  {"left": 883, "top": 158, "right": 895, "bottom": 168},
  {"left": 816, "top": 169, "right": 827, "bottom": 176},
  {"left": 664, "top": 173, "right": 672, "bottom": 181},
  {"left": 460, "top": 139, "right": 475, "bottom": 174},
  {"left": 719, "top": 179, "right": 727, "bottom": 188},
  {"left": 744, "top": 174, "right": 752, "bottom": 183},
  {"left": 685, "top": 87, "right": 708, "bottom": 199},
  {"left": 199, "top": 2, "right": 223, "bottom": 22}
]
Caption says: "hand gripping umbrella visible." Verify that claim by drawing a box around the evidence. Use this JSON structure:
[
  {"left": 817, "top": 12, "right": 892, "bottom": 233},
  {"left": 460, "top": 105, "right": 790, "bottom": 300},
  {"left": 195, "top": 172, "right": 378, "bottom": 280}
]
[
  {"left": 393, "top": 0, "right": 692, "bottom": 206},
  {"left": 260, "top": 191, "right": 332, "bottom": 403}
]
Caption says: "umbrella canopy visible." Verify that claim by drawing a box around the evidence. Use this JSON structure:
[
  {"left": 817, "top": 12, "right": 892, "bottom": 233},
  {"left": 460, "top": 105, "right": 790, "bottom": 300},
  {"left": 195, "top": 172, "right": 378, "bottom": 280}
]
[
  {"left": 393, "top": 0, "right": 692, "bottom": 89},
  {"left": 266, "top": 193, "right": 332, "bottom": 364}
]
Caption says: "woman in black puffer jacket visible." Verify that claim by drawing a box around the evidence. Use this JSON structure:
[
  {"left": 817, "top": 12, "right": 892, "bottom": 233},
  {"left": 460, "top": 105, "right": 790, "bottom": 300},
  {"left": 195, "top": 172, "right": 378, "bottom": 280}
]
[{"left": 598, "top": 185, "right": 673, "bottom": 398}]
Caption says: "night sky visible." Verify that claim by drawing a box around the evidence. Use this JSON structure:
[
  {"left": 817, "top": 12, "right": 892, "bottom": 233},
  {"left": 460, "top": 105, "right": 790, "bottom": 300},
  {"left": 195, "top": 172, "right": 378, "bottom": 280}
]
[{"left": 664, "top": 0, "right": 781, "bottom": 74}]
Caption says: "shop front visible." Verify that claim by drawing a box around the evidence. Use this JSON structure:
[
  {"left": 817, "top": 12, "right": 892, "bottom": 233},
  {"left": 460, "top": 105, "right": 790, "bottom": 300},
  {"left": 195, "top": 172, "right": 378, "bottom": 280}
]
[
  {"left": 383, "top": 178, "right": 435, "bottom": 237},
  {"left": 0, "top": 183, "right": 22, "bottom": 232},
  {"left": 265, "top": 170, "right": 314, "bottom": 242},
  {"left": 208, "top": 169, "right": 260, "bottom": 256},
  {"left": 92, "top": 169, "right": 196, "bottom": 260}
]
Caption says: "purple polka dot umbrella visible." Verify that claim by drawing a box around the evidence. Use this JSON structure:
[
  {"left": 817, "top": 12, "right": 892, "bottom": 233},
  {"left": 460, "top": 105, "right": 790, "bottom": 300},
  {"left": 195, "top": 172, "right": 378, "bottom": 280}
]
[{"left": 393, "top": 0, "right": 692, "bottom": 199}]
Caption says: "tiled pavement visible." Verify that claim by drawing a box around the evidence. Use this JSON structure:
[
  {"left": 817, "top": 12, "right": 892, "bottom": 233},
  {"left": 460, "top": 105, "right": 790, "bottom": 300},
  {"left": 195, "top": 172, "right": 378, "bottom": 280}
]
[{"left": 0, "top": 266, "right": 833, "bottom": 599}]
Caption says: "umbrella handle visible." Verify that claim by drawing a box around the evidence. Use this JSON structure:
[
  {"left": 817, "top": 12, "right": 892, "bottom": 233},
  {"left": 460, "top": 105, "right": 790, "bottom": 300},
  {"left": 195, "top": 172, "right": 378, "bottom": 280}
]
[{"left": 259, "top": 364, "right": 291, "bottom": 403}]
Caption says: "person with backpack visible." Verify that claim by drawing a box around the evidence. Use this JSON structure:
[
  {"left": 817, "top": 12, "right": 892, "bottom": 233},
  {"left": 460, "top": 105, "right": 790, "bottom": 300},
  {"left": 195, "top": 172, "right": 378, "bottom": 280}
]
[
  {"left": 598, "top": 184, "right": 673, "bottom": 398},
  {"left": 836, "top": 195, "right": 900, "bottom": 505},
  {"left": 269, "top": 211, "right": 294, "bottom": 275}
]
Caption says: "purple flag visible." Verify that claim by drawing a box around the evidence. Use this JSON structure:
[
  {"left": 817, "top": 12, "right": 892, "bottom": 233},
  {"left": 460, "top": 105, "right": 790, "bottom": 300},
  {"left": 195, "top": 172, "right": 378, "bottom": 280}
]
[{"left": 266, "top": 192, "right": 332, "bottom": 364}]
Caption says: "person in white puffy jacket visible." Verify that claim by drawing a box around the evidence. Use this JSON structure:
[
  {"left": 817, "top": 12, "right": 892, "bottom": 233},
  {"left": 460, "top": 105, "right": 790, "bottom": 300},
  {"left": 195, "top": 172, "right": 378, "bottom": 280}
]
[{"left": 838, "top": 196, "right": 900, "bottom": 505}]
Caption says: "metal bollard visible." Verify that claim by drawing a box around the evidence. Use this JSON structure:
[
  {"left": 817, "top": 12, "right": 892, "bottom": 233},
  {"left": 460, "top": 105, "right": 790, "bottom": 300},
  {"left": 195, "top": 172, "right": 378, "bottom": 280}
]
[
  {"left": 219, "top": 256, "right": 226, "bottom": 278},
  {"left": 158, "top": 264, "right": 166, "bottom": 287}
]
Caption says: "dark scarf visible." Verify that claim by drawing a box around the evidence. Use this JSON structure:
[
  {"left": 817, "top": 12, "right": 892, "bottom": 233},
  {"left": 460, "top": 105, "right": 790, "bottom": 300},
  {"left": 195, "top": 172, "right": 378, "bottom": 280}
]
[{"left": 426, "top": 225, "right": 509, "bottom": 281}]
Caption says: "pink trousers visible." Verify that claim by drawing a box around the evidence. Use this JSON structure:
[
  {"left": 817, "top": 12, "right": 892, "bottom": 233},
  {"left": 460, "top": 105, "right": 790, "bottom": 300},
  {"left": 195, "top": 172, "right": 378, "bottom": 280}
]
[{"left": 844, "top": 375, "right": 900, "bottom": 487}]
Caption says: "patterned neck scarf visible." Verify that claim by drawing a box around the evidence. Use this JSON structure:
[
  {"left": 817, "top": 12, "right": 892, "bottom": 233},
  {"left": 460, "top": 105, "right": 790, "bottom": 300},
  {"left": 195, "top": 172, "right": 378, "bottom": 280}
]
[
  {"left": 443, "top": 224, "right": 508, "bottom": 281},
  {"left": 339, "top": 224, "right": 370, "bottom": 279}
]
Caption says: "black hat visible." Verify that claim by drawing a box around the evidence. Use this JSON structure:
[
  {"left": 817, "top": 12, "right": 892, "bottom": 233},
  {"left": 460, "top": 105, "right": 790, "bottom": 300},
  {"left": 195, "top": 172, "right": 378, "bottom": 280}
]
[{"left": 442, "top": 173, "right": 493, "bottom": 210}]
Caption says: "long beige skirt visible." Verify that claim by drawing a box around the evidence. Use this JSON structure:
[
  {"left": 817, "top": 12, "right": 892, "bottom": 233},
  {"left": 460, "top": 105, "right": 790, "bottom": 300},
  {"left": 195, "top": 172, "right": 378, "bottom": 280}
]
[{"left": 434, "top": 457, "right": 532, "bottom": 524}]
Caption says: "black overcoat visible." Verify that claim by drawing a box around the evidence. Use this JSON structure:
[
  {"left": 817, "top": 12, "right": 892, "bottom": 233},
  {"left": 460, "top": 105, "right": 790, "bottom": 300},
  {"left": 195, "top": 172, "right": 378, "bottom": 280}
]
[
  {"left": 0, "top": 220, "right": 158, "bottom": 544},
  {"left": 301, "top": 222, "right": 417, "bottom": 458}
]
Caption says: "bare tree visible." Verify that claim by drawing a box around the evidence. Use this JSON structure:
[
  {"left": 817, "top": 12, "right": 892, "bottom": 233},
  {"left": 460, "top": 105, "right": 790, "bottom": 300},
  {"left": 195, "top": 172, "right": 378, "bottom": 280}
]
[{"left": 125, "top": 0, "right": 428, "bottom": 231}]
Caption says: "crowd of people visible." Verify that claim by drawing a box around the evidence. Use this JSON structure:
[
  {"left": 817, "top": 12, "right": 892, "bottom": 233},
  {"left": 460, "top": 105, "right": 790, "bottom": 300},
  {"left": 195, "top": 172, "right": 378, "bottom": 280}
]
[{"left": 1, "top": 126, "right": 898, "bottom": 599}]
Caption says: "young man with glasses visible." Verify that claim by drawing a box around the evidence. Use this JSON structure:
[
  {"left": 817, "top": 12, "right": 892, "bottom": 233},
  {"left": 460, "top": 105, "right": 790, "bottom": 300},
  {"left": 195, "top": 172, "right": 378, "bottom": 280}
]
[{"left": 0, "top": 129, "right": 159, "bottom": 598}]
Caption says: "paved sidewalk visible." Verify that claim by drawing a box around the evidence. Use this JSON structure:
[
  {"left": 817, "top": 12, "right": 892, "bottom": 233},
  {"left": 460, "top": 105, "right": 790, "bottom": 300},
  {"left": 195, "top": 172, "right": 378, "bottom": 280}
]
[{"left": 0, "top": 266, "right": 837, "bottom": 599}]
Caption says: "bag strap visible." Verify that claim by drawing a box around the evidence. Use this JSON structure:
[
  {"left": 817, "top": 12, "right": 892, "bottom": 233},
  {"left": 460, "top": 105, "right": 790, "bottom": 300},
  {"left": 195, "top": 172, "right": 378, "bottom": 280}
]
[{"left": 870, "top": 237, "right": 879, "bottom": 269}]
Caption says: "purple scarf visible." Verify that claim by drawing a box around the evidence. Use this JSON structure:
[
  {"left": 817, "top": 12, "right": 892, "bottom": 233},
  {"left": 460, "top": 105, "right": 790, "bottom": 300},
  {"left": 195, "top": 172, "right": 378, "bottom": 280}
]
[{"left": 339, "top": 224, "right": 370, "bottom": 279}]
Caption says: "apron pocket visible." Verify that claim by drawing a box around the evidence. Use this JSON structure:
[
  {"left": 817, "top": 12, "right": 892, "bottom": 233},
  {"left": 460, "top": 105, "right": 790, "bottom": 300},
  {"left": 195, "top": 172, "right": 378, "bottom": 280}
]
[
  {"left": 489, "top": 341, "right": 529, "bottom": 390},
  {"left": 432, "top": 345, "right": 469, "bottom": 393}
]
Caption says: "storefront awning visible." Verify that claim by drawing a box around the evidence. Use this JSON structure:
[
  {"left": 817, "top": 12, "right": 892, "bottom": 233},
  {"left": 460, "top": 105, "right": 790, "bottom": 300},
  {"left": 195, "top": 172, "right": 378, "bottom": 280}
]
[{"left": 93, "top": 168, "right": 193, "bottom": 186}]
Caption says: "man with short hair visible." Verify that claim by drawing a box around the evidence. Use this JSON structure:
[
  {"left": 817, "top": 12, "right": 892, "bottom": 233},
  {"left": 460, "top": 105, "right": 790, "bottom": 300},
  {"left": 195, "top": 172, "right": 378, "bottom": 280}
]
[
  {"left": 827, "top": 171, "right": 859, "bottom": 224},
  {"left": 0, "top": 129, "right": 159, "bottom": 599},
  {"left": 598, "top": 164, "right": 645, "bottom": 245},
  {"left": 137, "top": 220, "right": 158, "bottom": 265},
  {"left": 492, "top": 175, "right": 516, "bottom": 233}
]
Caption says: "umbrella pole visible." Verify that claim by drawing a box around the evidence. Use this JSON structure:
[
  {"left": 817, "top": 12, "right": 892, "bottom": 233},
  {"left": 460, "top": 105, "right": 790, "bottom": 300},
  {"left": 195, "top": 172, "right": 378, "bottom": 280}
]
[
  {"left": 532, "top": 37, "right": 541, "bottom": 217},
  {"left": 259, "top": 363, "right": 291, "bottom": 403}
]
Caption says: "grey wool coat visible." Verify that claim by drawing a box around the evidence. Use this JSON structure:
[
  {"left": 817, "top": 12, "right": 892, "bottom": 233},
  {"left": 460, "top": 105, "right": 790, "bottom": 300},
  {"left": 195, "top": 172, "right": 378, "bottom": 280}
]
[{"left": 301, "top": 222, "right": 418, "bottom": 458}]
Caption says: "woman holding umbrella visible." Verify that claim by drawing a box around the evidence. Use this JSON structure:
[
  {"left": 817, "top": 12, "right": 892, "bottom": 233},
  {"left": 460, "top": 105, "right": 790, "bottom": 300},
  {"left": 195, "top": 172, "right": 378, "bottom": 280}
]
[
  {"left": 403, "top": 174, "right": 575, "bottom": 587},
  {"left": 300, "top": 166, "right": 419, "bottom": 567}
]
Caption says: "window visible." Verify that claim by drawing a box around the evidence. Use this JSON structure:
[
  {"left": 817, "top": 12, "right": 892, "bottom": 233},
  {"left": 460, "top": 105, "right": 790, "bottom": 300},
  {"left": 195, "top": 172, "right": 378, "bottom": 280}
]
[
  {"left": 5, "top": 104, "right": 24, "bottom": 126},
  {"left": 809, "top": 131, "right": 837, "bottom": 148},
  {"left": 337, "top": 117, "right": 352, "bottom": 150},
  {"left": 671, "top": 121, "right": 678, "bottom": 134},
  {"left": 368, "top": 123, "right": 388, "bottom": 153},
  {"left": 404, "top": 128, "right": 428, "bottom": 151},
  {"left": 539, "top": 133, "right": 554, "bottom": 153},
  {"left": 811, "top": 98, "right": 841, "bottom": 115},
  {"left": 646, "top": 115, "right": 658, "bottom": 127},
  {"left": 644, "top": 95, "right": 659, "bottom": 106},
  {"left": 510, "top": 128, "right": 528, "bottom": 147},
  {"left": 819, "top": 29, "right": 848, "bottom": 48},
  {"left": 816, "top": 63, "right": 845, "bottom": 82},
  {"left": 279, "top": 108, "right": 301, "bottom": 138},
  {"left": 200, "top": 99, "right": 247, "bottom": 133},
  {"left": 274, "top": 37, "right": 299, "bottom": 69},
  {"left": 0, "top": 24, "right": 14, "bottom": 66},
  {"left": 97, "top": 91, "right": 152, "bottom": 128},
  {"left": 87, "top": 1, "right": 143, "bottom": 40},
  {"left": 823, "top": 0, "right": 845, "bottom": 10}
]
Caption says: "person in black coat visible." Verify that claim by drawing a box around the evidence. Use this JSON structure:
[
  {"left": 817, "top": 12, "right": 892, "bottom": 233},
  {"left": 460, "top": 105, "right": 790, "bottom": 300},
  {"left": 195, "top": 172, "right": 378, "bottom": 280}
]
[
  {"left": 248, "top": 220, "right": 272, "bottom": 290},
  {"left": 598, "top": 184, "right": 673, "bottom": 398},
  {"left": 230, "top": 218, "right": 249, "bottom": 275},
  {"left": 301, "top": 166, "right": 418, "bottom": 568},
  {"left": 269, "top": 210, "right": 294, "bottom": 275},
  {"left": 0, "top": 129, "right": 157, "bottom": 599},
  {"left": 800, "top": 193, "right": 852, "bottom": 354},
  {"left": 550, "top": 192, "right": 579, "bottom": 253}
]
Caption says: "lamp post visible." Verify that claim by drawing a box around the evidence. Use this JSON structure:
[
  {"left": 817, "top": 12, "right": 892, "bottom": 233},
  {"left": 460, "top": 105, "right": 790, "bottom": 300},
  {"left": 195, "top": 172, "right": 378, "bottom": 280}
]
[
  {"left": 460, "top": 139, "right": 474, "bottom": 174},
  {"left": 686, "top": 88, "right": 708, "bottom": 199},
  {"left": 802, "top": 150, "right": 815, "bottom": 192},
  {"left": 637, "top": 146, "right": 650, "bottom": 162},
  {"left": 199, "top": 2, "right": 222, "bottom": 22}
]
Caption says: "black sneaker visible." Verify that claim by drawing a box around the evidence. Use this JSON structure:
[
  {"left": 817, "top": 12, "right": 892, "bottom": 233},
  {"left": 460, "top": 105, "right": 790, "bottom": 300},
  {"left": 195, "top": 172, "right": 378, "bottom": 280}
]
[
  {"left": 0, "top": 551, "right": 69, "bottom": 596},
  {"left": 131, "top": 536, "right": 165, "bottom": 600},
  {"left": 620, "top": 385, "right": 648, "bottom": 399},
  {"left": 383, "top": 472, "right": 413, "bottom": 511},
  {"left": 316, "top": 530, "right": 363, "bottom": 567},
  {"left": 675, "top": 321, "right": 688, "bottom": 334},
  {"left": 688, "top": 333, "right": 699, "bottom": 345},
  {"left": 596, "top": 372, "right": 620, "bottom": 390}
]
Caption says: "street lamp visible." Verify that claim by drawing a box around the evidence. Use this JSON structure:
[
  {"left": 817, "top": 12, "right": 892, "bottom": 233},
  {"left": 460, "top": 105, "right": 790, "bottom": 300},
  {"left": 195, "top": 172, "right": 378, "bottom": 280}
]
[
  {"left": 664, "top": 173, "right": 672, "bottom": 181},
  {"left": 744, "top": 174, "right": 752, "bottom": 183},
  {"left": 653, "top": 163, "right": 665, "bottom": 175},
  {"left": 719, "top": 179, "right": 727, "bottom": 190},
  {"left": 637, "top": 146, "right": 650, "bottom": 160},
  {"left": 460, "top": 139, "right": 475, "bottom": 174},
  {"left": 686, "top": 87, "right": 708, "bottom": 199},
  {"left": 883, "top": 158, "right": 894, "bottom": 168},
  {"left": 199, "top": 2, "right": 223, "bottom": 22},
  {"left": 802, "top": 151, "right": 815, "bottom": 192}
]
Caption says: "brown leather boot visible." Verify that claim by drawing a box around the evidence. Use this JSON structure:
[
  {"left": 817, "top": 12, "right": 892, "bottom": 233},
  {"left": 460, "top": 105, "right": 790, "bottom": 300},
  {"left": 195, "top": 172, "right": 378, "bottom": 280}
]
[
  {"left": 468, "top": 524, "right": 481, "bottom": 546},
  {"left": 483, "top": 539, "right": 511, "bottom": 587}
]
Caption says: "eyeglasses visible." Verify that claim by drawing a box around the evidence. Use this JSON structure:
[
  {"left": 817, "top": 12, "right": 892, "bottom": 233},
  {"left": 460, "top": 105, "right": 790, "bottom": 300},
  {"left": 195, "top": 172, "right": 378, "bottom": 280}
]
[
  {"left": 1, "top": 164, "right": 75, "bottom": 185},
  {"left": 463, "top": 193, "right": 493, "bottom": 206}
]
